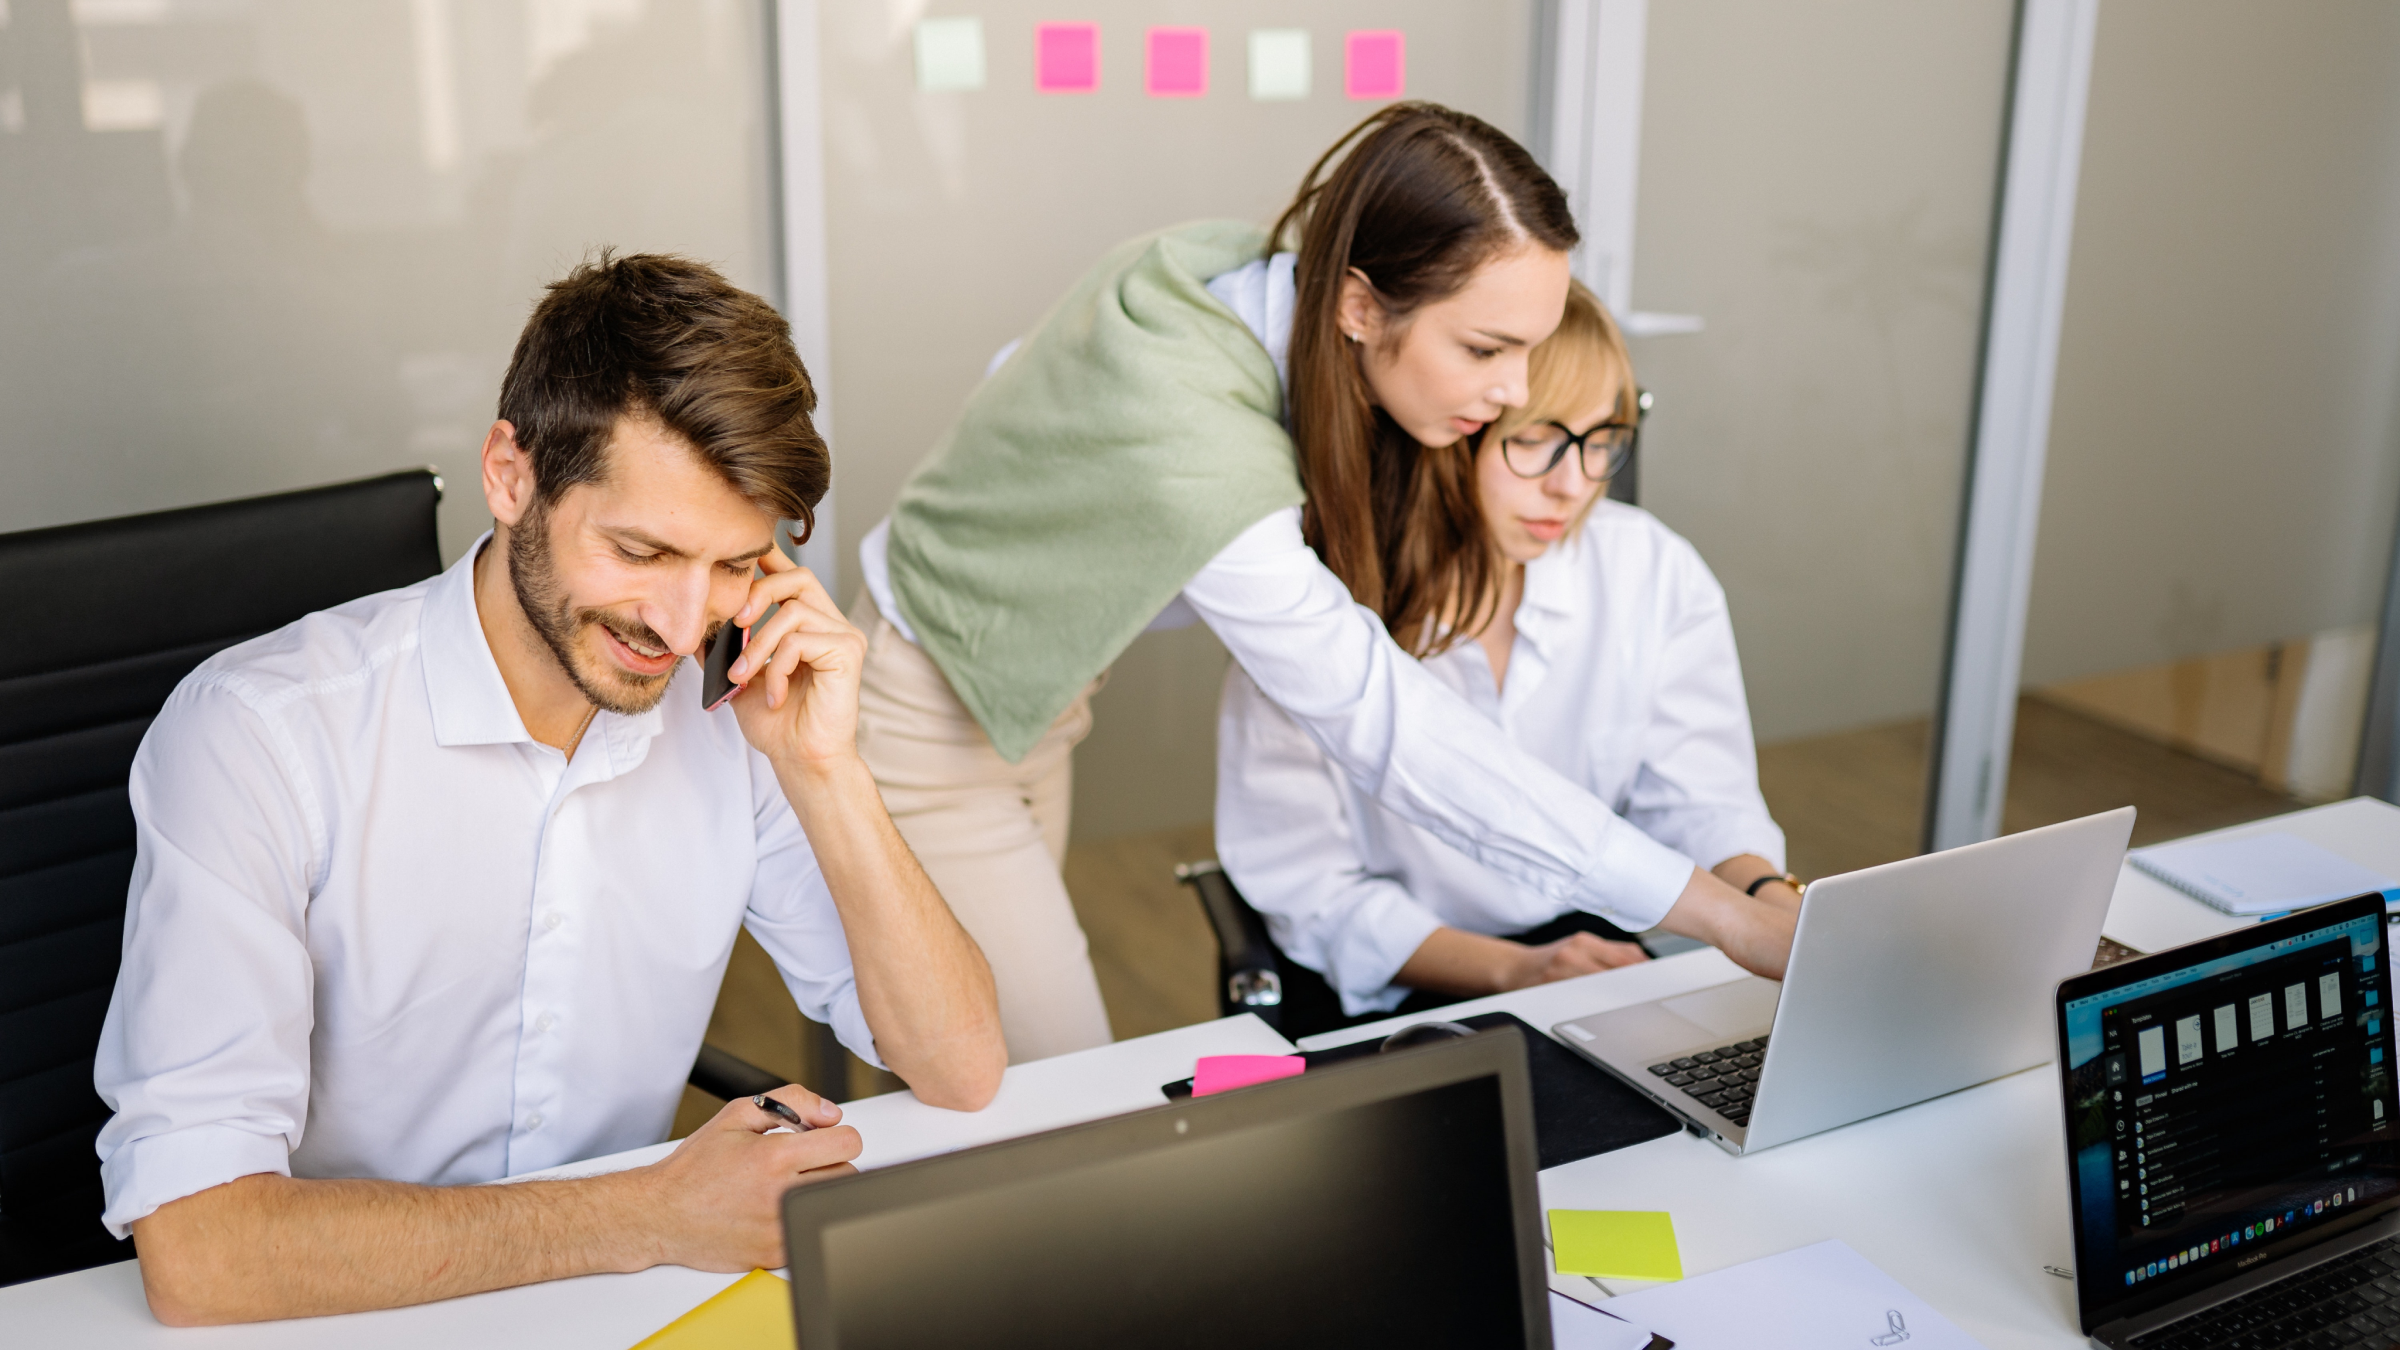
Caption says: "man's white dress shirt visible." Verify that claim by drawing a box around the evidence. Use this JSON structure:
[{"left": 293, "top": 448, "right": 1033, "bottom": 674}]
[
  {"left": 856, "top": 252, "right": 1699, "bottom": 932},
  {"left": 94, "top": 537, "right": 877, "bottom": 1237},
  {"left": 1216, "top": 501, "right": 1787, "bottom": 1015}
]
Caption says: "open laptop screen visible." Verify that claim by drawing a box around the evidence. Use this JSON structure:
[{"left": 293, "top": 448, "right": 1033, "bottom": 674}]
[
  {"left": 781, "top": 1028, "right": 1549, "bottom": 1350},
  {"left": 2058, "top": 895, "right": 2400, "bottom": 1331}
]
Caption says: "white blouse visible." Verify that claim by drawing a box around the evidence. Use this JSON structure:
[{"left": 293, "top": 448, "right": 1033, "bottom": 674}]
[
  {"left": 856, "top": 254, "right": 1703, "bottom": 931},
  {"left": 1215, "top": 502, "right": 1786, "bottom": 1015}
]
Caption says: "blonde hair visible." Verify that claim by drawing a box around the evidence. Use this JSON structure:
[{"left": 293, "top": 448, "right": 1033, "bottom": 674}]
[{"left": 1484, "top": 278, "right": 1638, "bottom": 541}]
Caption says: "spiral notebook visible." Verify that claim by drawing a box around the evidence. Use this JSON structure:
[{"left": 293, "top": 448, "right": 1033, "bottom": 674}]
[{"left": 2128, "top": 831, "right": 2400, "bottom": 917}]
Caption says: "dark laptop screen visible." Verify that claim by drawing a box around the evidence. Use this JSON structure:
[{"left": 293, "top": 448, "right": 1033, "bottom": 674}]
[
  {"left": 785, "top": 1036, "right": 1541, "bottom": 1350},
  {"left": 2060, "top": 898, "right": 2400, "bottom": 1329}
]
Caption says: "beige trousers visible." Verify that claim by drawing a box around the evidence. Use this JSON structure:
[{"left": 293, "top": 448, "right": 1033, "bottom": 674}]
[{"left": 850, "top": 591, "right": 1113, "bottom": 1063}]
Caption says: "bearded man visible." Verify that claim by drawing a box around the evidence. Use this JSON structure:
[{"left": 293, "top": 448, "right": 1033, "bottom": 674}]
[{"left": 94, "top": 252, "right": 1004, "bottom": 1325}]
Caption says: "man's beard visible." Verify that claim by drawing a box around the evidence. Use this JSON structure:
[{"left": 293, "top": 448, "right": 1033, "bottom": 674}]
[{"left": 507, "top": 504, "right": 693, "bottom": 716}]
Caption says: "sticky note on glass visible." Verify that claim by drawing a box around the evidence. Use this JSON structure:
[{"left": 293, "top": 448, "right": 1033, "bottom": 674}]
[
  {"left": 1248, "top": 29, "right": 1309, "bottom": 101},
  {"left": 1146, "top": 26, "right": 1208, "bottom": 98},
  {"left": 1345, "top": 29, "right": 1405, "bottom": 100},
  {"left": 1193, "top": 1054, "right": 1304, "bottom": 1096},
  {"left": 913, "top": 17, "right": 986, "bottom": 91},
  {"left": 1036, "top": 22, "right": 1099, "bottom": 93},
  {"left": 1550, "top": 1209, "right": 1683, "bottom": 1281}
]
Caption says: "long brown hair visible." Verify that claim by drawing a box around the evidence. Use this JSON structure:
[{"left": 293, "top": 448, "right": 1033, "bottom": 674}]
[{"left": 1271, "top": 103, "right": 1577, "bottom": 656}]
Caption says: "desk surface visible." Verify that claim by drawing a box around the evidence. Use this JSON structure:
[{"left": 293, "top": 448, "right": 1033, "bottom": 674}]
[{"left": 13, "top": 796, "right": 2400, "bottom": 1347}]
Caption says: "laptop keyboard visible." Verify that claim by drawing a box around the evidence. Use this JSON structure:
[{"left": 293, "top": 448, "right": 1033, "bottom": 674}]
[
  {"left": 1645, "top": 1036, "right": 1769, "bottom": 1128},
  {"left": 2130, "top": 1233, "right": 2400, "bottom": 1350}
]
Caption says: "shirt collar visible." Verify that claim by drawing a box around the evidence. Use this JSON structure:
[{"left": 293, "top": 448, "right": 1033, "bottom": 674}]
[
  {"left": 421, "top": 533, "right": 673, "bottom": 770},
  {"left": 421, "top": 533, "right": 532, "bottom": 747},
  {"left": 1512, "top": 534, "right": 1584, "bottom": 659}
]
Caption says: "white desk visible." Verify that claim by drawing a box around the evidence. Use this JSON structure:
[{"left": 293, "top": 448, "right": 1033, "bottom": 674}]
[
  {"left": 15, "top": 798, "right": 2400, "bottom": 1347},
  {"left": 1298, "top": 795, "right": 2400, "bottom": 1348},
  {"left": 0, "top": 1015, "right": 1294, "bottom": 1348}
]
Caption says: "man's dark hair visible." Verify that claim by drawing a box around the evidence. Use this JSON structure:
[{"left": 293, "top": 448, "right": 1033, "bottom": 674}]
[{"left": 497, "top": 250, "right": 828, "bottom": 539}]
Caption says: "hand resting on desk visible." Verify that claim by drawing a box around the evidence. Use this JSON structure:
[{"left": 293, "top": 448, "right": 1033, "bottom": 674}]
[{"left": 131, "top": 1085, "right": 854, "bottom": 1326}]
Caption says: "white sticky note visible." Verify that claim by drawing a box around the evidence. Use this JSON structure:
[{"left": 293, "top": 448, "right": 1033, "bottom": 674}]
[
  {"left": 1249, "top": 28, "right": 1310, "bottom": 100},
  {"left": 914, "top": 16, "right": 986, "bottom": 91}
]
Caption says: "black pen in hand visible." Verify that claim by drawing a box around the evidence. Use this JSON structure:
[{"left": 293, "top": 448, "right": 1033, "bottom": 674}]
[{"left": 753, "top": 1093, "right": 815, "bottom": 1132}]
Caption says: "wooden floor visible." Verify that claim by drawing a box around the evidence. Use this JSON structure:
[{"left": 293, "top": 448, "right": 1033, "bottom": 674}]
[{"left": 676, "top": 695, "right": 2303, "bottom": 1130}]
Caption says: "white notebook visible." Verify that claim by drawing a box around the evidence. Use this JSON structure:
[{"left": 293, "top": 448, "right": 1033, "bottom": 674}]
[{"left": 2128, "top": 831, "right": 2400, "bottom": 917}]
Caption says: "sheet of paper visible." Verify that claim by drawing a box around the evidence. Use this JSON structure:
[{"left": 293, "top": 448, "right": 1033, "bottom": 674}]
[
  {"left": 1602, "top": 1240, "right": 1988, "bottom": 1349},
  {"left": 1550, "top": 1209, "right": 1682, "bottom": 1281},
  {"left": 1549, "top": 1289, "right": 1657, "bottom": 1350},
  {"left": 634, "top": 1269, "right": 792, "bottom": 1350},
  {"left": 1193, "top": 1053, "right": 1305, "bottom": 1095}
]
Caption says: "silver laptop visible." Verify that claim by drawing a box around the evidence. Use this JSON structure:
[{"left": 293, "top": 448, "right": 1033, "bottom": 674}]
[{"left": 1555, "top": 806, "right": 2137, "bottom": 1155}]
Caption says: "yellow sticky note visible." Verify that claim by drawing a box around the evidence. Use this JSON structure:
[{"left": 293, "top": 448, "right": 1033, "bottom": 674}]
[
  {"left": 633, "top": 1269, "right": 795, "bottom": 1350},
  {"left": 1549, "top": 1209, "right": 1683, "bottom": 1281}
]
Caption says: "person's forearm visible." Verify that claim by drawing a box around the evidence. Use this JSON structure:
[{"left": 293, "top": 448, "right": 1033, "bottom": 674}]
[
  {"left": 1711, "top": 853, "right": 1802, "bottom": 912},
  {"left": 1655, "top": 866, "right": 1797, "bottom": 980},
  {"left": 1395, "top": 928, "right": 1524, "bottom": 998},
  {"left": 775, "top": 753, "right": 1004, "bottom": 1110},
  {"left": 132, "top": 1169, "right": 651, "bottom": 1325}
]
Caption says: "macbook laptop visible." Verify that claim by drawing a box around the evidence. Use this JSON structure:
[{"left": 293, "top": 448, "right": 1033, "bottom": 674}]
[
  {"left": 780, "top": 1027, "right": 1553, "bottom": 1349},
  {"left": 2055, "top": 892, "right": 2400, "bottom": 1348},
  {"left": 1554, "top": 806, "right": 2136, "bottom": 1154}
]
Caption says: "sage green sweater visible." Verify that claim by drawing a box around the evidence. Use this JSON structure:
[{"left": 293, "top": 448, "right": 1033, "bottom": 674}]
[{"left": 886, "top": 221, "right": 1306, "bottom": 762}]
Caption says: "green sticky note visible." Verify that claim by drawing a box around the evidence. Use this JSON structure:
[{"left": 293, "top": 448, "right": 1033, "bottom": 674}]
[
  {"left": 1549, "top": 1209, "right": 1682, "bottom": 1281},
  {"left": 914, "top": 16, "right": 986, "bottom": 92},
  {"left": 1248, "top": 29, "right": 1311, "bottom": 101}
]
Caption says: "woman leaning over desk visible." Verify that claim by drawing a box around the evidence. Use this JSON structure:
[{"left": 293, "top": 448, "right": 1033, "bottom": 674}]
[
  {"left": 824, "top": 103, "right": 1799, "bottom": 1062},
  {"left": 1216, "top": 280, "right": 1802, "bottom": 1038}
]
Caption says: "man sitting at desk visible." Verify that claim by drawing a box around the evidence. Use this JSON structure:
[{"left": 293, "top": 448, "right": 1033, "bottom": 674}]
[{"left": 95, "top": 253, "right": 1006, "bottom": 1325}]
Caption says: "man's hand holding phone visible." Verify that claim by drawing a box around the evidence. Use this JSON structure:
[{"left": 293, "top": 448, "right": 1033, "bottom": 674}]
[{"left": 710, "top": 542, "right": 869, "bottom": 776}]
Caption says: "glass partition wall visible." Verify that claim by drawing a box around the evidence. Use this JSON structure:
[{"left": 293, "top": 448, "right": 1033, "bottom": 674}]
[
  {"left": 2005, "top": 0, "right": 2400, "bottom": 847},
  {"left": 1627, "top": 0, "right": 2018, "bottom": 878},
  {"left": 0, "top": 0, "right": 781, "bottom": 564}
]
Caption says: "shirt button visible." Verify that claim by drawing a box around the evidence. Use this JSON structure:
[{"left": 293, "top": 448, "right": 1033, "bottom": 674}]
[
  {"left": 536, "top": 1012, "right": 556, "bottom": 1033},
  {"left": 525, "top": 1112, "right": 544, "bottom": 1131},
  {"left": 543, "top": 911, "right": 563, "bottom": 931}
]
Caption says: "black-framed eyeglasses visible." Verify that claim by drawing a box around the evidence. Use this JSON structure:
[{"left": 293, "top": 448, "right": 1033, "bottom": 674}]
[{"left": 1498, "top": 388, "right": 1652, "bottom": 481}]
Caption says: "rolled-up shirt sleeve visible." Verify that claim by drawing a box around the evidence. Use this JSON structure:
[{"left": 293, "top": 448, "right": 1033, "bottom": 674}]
[
  {"left": 1214, "top": 667, "right": 1443, "bottom": 1017},
  {"left": 1620, "top": 546, "right": 1786, "bottom": 874},
  {"left": 96, "top": 678, "right": 322, "bottom": 1238},
  {"left": 739, "top": 748, "right": 884, "bottom": 1071},
  {"left": 1181, "top": 508, "right": 1697, "bottom": 931}
]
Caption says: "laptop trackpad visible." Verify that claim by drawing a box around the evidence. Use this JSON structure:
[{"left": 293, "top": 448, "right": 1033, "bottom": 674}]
[{"left": 1658, "top": 978, "right": 1780, "bottom": 1038}]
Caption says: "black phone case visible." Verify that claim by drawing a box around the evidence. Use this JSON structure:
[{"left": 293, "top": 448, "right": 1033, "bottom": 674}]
[{"left": 701, "top": 621, "right": 743, "bottom": 709}]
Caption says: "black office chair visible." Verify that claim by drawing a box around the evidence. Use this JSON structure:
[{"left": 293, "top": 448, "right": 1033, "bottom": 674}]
[
  {"left": 0, "top": 471, "right": 783, "bottom": 1287},
  {"left": 1175, "top": 859, "right": 1671, "bottom": 1043}
]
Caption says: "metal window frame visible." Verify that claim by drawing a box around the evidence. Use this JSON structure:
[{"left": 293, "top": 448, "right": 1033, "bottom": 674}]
[
  {"left": 1924, "top": 0, "right": 2100, "bottom": 851},
  {"left": 768, "top": 0, "right": 841, "bottom": 593}
]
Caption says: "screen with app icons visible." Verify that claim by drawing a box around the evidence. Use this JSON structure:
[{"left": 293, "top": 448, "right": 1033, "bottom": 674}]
[{"left": 2062, "top": 905, "right": 2400, "bottom": 1319}]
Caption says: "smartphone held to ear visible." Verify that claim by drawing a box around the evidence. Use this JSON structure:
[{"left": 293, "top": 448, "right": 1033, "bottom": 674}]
[{"left": 702, "top": 621, "right": 748, "bottom": 711}]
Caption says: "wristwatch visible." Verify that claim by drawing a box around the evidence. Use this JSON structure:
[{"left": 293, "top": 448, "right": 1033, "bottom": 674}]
[{"left": 1744, "top": 871, "right": 1804, "bottom": 898}]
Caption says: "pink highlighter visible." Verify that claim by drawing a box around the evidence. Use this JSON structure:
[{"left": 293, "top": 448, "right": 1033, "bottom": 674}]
[{"left": 701, "top": 621, "right": 749, "bottom": 711}]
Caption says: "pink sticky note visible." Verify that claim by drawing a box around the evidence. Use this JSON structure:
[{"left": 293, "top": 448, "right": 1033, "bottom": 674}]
[
  {"left": 1193, "top": 1054, "right": 1305, "bottom": 1097},
  {"left": 1145, "top": 26, "right": 1208, "bottom": 98},
  {"left": 1036, "top": 22, "right": 1099, "bottom": 93},
  {"left": 1345, "top": 29, "right": 1405, "bottom": 100}
]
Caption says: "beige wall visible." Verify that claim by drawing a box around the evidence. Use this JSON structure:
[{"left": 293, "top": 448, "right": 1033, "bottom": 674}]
[
  {"left": 2020, "top": 0, "right": 2400, "bottom": 688},
  {"left": 1626, "top": 0, "right": 2016, "bottom": 743},
  {"left": 814, "top": 1, "right": 1533, "bottom": 841}
]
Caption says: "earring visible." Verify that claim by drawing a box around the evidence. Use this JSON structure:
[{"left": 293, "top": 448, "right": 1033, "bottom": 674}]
[{"left": 1345, "top": 331, "right": 1362, "bottom": 343}]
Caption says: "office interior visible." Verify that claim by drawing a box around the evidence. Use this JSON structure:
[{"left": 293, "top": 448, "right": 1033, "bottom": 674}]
[{"left": 6, "top": 0, "right": 2400, "bottom": 1336}]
